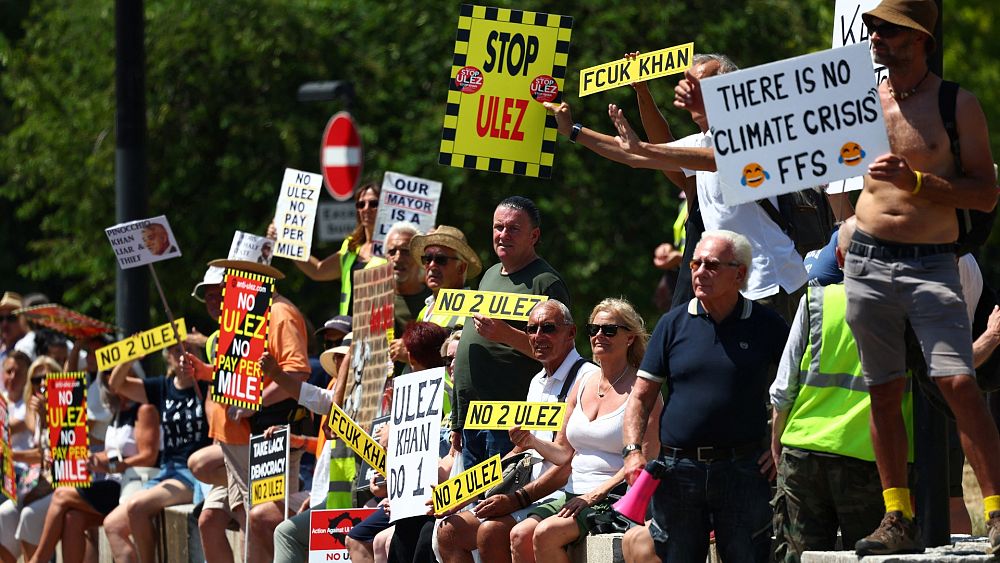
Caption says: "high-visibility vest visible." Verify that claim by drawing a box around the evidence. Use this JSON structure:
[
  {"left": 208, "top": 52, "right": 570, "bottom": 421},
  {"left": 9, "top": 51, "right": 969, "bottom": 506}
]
[
  {"left": 780, "top": 284, "right": 914, "bottom": 462},
  {"left": 673, "top": 201, "right": 688, "bottom": 254},
  {"left": 338, "top": 237, "right": 388, "bottom": 316},
  {"left": 417, "top": 300, "right": 463, "bottom": 331}
]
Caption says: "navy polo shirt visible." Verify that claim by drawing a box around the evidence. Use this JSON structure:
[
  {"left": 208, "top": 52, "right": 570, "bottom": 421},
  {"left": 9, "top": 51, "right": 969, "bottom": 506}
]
[{"left": 639, "top": 296, "right": 789, "bottom": 449}]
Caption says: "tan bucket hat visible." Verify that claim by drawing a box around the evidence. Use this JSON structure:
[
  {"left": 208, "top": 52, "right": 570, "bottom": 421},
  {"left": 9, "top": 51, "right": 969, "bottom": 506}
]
[{"left": 863, "top": 0, "right": 937, "bottom": 52}]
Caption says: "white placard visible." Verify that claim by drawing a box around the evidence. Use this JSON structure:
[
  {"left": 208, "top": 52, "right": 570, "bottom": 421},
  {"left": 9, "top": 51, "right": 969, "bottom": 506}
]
[
  {"left": 105, "top": 215, "right": 182, "bottom": 269},
  {"left": 228, "top": 231, "right": 273, "bottom": 265},
  {"left": 372, "top": 172, "right": 443, "bottom": 257},
  {"left": 273, "top": 168, "right": 322, "bottom": 261},
  {"left": 386, "top": 367, "right": 444, "bottom": 523},
  {"left": 317, "top": 201, "right": 357, "bottom": 243},
  {"left": 702, "top": 42, "right": 890, "bottom": 205}
]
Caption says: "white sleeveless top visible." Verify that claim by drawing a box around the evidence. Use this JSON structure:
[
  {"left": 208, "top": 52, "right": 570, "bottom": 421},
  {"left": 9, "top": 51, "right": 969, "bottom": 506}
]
[
  {"left": 102, "top": 407, "right": 140, "bottom": 483},
  {"left": 563, "top": 370, "right": 627, "bottom": 494}
]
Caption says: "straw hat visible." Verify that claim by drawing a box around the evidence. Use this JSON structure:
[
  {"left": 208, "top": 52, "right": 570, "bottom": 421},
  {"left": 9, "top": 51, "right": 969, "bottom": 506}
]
[
  {"left": 0, "top": 292, "right": 23, "bottom": 314},
  {"left": 319, "top": 332, "right": 353, "bottom": 376},
  {"left": 409, "top": 225, "right": 482, "bottom": 279}
]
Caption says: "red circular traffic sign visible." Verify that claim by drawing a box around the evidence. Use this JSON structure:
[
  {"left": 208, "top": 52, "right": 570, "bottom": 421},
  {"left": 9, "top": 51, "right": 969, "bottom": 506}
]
[{"left": 321, "top": 112, "right": 363, "bottom": 201}]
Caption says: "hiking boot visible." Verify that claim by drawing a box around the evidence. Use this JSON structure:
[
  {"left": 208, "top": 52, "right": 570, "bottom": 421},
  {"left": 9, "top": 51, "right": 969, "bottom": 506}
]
[
  {"left": 855, "top": 511, "right": 925, "bottom": 555},
  {"left": 988, "top": 510, "right": 1000, "bottom": 555}
]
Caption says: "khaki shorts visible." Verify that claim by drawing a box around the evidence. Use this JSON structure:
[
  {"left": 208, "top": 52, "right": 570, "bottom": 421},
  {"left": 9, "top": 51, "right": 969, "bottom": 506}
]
[{"left": 208, "top": 442, "right": 303, "bottom": 515}]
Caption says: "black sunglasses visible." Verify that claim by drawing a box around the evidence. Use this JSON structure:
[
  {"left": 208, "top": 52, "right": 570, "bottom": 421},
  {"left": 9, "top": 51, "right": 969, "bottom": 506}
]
[
  {"left": 586, "top": 323, "right": 629, "bottom": 337},
  {"left": 30, "top": 376, "right": 46, "bottom": 385},
  {"left": 324, "top": 338, "right": 344, "bottom": 350},
  {"left": 1, "top": 314, "right": 17, "bottom": 323},
  {"left": 524, "top": 322, "right": 564, "bottom": 335},
  {"left": 868, "top": 21, "right": 907, "bottom": 39},
  {"left": 356, "top": 200, "right": 379, "bottom": 210},
  {"left": 421, "top": 254, "right": 460, "bottom": 266},
  {"left": 689, "top": 259, "right": 742, "bottom": 272},
  {"left": 386, "top": 247, "right": 410, "bottom": 257}
]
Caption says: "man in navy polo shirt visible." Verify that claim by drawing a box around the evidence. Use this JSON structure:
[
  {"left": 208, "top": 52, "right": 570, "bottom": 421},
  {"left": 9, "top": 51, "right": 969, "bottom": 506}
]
[{"left": 623, "top": 230, "right": 789, "bottom": 563}]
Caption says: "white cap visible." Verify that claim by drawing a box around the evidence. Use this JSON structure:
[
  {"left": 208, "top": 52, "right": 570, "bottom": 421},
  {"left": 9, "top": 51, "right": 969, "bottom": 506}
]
[{"left": 190, "top": 266, "right": 225, "bottom": 302}]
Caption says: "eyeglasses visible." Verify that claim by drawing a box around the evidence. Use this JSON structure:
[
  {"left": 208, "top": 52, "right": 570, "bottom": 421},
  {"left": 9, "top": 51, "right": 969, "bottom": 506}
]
[
  {"left": 524, "top": 322, "right": 565, "bottom": 335},
  {"left": 356, "top": 200, "right": 379, "bottom": 210},
  {"left": 0, "top": 314, "right": 17, "bottom": 323},
  {"left": 689, "top": 259, "right": 742, "bottom": 272},
  {"left": 868, "top": 21, "right": 907, "bottom": 39},
  {"left": 386, "top": 248, "right": 410, "bottom": 257},
  {"left": 30, "top": 376, "right": 45, "bottom": 385},
  {"left": 421, "top": 254, "right": 460, "bottom": 266},
  {"left": 586, "top": 324, "right": 629, "bottom": 337}
]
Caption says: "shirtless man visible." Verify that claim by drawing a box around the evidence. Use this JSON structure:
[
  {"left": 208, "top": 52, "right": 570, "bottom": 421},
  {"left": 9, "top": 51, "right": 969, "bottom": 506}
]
[{"left": 842, "top": 0, "right": 1000, "bottom": 555}]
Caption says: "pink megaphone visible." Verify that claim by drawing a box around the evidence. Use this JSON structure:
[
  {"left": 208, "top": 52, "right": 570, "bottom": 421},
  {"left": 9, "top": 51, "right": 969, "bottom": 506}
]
[{"left": 613, "top": 460, "right": 665, "bottom": 524}]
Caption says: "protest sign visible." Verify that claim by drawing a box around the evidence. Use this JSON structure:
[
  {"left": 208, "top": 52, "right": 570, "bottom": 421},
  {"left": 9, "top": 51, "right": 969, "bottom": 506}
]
[
  {"left": 355, "top": 415, "right": 390, "bottom": 491},
  {"left": 273, "top": 168, "right": 323, "bottom": 261},
  {"left": 105, "top": 215, "right": 181, "bottom": 269},
  {"left": 249, "top": 426, "right": 289, "bottom": 506},
  {"left": 387, "top": 367, "right": 444, "bottom": 522},
  {"left": 47, "top": 372, "right": 90, "bottom": 487},
  {"left": 371, "top": 172, "right": 443, "bottom": 257},
  {"left": 95, "top": 319, "right": 187, "bottom": 371},
  {"left": 317, "top": 201, "right": 357, "bottom": 243},
  {"left": 16, "top": 304, "right": 114, "bottom": 340},
  {"left": 433, "top": 455, "right": 502, "bottom": 514},
  {"left": 439, "top": 4, "right": 573, "bottom": 179},
  {"left": 212, "top": 269, "right": 274, "bottom": 411},
  {"left": 579, "top": 43, "right": 693, "bottom": 97},
  {"left": 229, "top": 231, "right": 274, "bottom": 265},
  {"left": 431, "top": 289, "right": 546, "bottom": 322},
  {"left": 701, "top": 42, "right": 889, "bottom": 205},
  {"left": 326, "top": 403, "right": 386, "bottom": 477},
  {"left": 308, "top": 508, "right": 376, "bottom": 563},
  {"left": 344, "top": 263, "right": 394, "bottom": 433},
  {"left": 463, "top": 401, "right": 566, "bottom": 431},
  {"left": 0, "top": 395, "right": 15, "bottom": 502}
]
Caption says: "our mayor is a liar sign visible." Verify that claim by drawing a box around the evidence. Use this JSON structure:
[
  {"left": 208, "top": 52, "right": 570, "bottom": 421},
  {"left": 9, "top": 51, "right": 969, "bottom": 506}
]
[
  {"left": 701, "top": 42, "right": 889, "bottom": 206},
  {"left": 439, "top": 4, "right": 573, "bottom": 179}
]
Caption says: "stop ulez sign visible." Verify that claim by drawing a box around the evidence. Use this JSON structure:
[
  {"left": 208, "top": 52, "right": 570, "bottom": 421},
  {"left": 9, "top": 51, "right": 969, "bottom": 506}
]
[{"left": 321, "top": 111, "right": 363, "bottom": 201}]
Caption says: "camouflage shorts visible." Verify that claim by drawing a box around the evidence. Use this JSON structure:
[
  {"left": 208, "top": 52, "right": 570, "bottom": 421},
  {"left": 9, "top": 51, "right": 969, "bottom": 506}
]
[{"left": 771, "top": 448, "right": 884, "bottom": 562}]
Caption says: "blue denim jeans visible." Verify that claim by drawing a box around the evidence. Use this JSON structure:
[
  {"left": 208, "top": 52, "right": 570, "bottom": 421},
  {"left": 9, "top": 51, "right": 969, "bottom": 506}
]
[
  {"left": 461, "top": 428, "right": 514, "bottom": 470},
  {"left": 649, "top": 452, "right": 772, "bottom": 563}
]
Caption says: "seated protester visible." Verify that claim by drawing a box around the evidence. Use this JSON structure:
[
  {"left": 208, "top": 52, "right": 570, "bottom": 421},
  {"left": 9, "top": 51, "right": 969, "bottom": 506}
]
[
  {"left": 27, "top": 371, "right": 160, "bottom": 563},
  {"left": 102, "top": 346, "right": 210, "bottom": 563},
  {"left": 509, "top": 299, "right": 662, "bottom": 563},
  {"left": 0, "top": 351, "right": 43, "bottom": 563}
]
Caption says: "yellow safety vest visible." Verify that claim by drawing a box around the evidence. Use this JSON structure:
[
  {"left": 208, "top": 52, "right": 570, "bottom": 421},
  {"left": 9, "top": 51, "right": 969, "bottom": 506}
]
[{"left": 338, "top": 237, "right": 388, "bottom": 316}]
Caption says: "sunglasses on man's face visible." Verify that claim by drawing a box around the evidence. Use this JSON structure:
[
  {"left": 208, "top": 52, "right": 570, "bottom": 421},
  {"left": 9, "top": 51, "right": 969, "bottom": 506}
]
[
  {"left": 421, "top": 254, "right": 460, "bottom": 267},
  {"left": 356, "top": 200, "right": 379, "bottom": 210},
  {"left": 586, "top": 323, "right": 629, "bottom": 337},
  {"left": 868, "top": 21, "right": 907, "bottom": 39},
  {"left": 524, "top": 322, "right": 562, "bottom": 335},
  {"left": 689, "top": 259, "right": 742, "bottom": 272}
]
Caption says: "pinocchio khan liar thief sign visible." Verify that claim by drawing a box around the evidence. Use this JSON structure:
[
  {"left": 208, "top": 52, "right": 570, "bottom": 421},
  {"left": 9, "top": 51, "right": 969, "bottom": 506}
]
[{"left": 213, "top": 269, "right": 274, "bottom": 411}]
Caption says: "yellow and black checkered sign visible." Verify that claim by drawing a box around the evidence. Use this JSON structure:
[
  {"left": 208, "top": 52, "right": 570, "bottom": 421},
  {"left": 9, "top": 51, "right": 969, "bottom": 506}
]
[{"left": 439, "top": 4, "right": 573, "bottom": 179}]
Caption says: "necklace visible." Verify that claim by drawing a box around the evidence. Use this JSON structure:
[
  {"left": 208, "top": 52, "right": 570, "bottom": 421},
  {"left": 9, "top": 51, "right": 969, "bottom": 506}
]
[
  {"left": 888, "top": 69, "right": 930, "bottom": 101},
  {"left": 597, "top": 364, "right": 630, "bottom": 398}
]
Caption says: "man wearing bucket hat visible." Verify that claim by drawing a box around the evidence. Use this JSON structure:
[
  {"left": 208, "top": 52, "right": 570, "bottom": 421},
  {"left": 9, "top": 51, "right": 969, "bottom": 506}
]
[
  {"left": 843, "top": 0, "right": 1000, "bottom": 555},
  {"left": 410, "top": 225, "right": 483, "bottom": 329}
]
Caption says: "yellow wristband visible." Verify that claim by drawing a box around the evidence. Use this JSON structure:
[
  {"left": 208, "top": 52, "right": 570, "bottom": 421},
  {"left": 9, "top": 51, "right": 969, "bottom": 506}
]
[{"left": 912, "top": 170, "right": 923, "bottom": 195}]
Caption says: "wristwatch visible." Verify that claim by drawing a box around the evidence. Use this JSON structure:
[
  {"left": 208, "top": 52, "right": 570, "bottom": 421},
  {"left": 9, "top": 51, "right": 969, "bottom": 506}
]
[
  {"left": 569, "top": 123, "right": 582, "bottom": 143},
  {"left": 622, "top": 443, "right": 642, "bottom": 458}
]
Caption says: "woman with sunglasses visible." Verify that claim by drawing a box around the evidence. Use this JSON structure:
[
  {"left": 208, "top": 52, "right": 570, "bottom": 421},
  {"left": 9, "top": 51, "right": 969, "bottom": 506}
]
[
  {"left": 509, "top": 298, "right": 662, "bottom": 563},
  {"left": 290, "top": 181, "right": 388, "bottom": 315}
]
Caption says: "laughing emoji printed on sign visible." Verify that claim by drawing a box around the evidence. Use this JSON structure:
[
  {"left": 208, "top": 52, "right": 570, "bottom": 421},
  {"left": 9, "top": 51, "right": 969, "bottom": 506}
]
[
  {"left": 741, "top": 163, "right": 769, "bottom": 188},
  {"left": 838, "top": 142, "right": 866, "bottom": 166}
]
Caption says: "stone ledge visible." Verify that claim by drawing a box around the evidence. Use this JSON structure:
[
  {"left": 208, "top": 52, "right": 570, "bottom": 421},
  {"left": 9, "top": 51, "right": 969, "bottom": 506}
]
[{"left": 802, "top": 536, "right": 995, "bottom": 562}]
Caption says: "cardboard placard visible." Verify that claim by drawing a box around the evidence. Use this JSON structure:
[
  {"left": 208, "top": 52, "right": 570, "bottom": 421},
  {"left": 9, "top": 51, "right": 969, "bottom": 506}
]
[
  {"left": 355, "top": 415, "right": 390, "bottom": 491},
  {"left": 579, "top": 43, "right": 693, "bottom": 97},
  {"left": 433, "top": 454, "right": 502, "bottom": 514},
  {"left": 47, "top": 372, "right": 90, "bottom": 487},
  {"left": 701, "top": 43, "right": 890, "bottom": 205},
  {"left": 344, "top": 263, "right": 394, "bottom": 433},
  {"left": 0, "top": 395, "right": 16, "bottom": 502},
  {"left": 273, "top": 168, "right": 323, "bottom": 261},
  {"left": 249, "top": 426, "right": 289, "bottom": 506},
  {"left": 387, "top": 367, "right": 445, "bottom": 522},
  {"left": 317, "top": 202, "right": 358, "bottom": 243},
  {"left": 212, "top": 269, "right": 274, "bottom": 410},
  {"left": 95, "top": 319, "right": 187, "bottom": 371},
  {"left": 326, "top": 403, "right": 386, "bottom": 477},
  {"left": 439, "top": 4, "right": 573, "bottom": 179},
  {"left": 16, "top": 304, "right": 113, "bottom": 340},
  {"left": 228, "top": 231, "right": 274, "bottom": 265},
  {"left": 463, "top": 400, "right": 566, "bottom": 431},
  {"left": 308, "top": 508, "right": 377, "bottom": 563},
  {"left": 431, "top": 289, "right": 546, "bottom": 322},
  {"left": 371, "top": 172, "right": 443, "bottom": 257},
  {"left": 105, "top": 215, "right": 182, "bottom": 269}
]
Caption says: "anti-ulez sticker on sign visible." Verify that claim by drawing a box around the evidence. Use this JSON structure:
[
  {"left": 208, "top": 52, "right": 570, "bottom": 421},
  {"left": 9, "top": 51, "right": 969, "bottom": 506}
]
[
  {"left": 212, "top": 269, "right": 274, "bottom": 411},
  {"left": 439, "top": 4, "right": 573, "bottom": 179}
]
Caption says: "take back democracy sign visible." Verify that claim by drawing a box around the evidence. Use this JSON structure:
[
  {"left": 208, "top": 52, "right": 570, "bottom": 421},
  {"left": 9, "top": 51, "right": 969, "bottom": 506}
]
[
  {"left": 47, "top": 372, "right": 90, "bottom": 487},
  {"left": 439, "top": 4, "right": 573, "bottom": 179},
  {"left": 371, "top": 172, "right": 443, "bottom": 257},
  {"left": 701, "top": 42, "right": 889, "bottom": 206},
  {"left": 273, "top": 168, "right": 322, "bottom": 261},
  {"left": 249, "top": 426, "right": 289, "bottom": 506},
  {"left": 213, "top": 269, "right": 274, "bottom": 410},
  {"left": 105, "top": 215, "right": 181, "bottom": 269}
]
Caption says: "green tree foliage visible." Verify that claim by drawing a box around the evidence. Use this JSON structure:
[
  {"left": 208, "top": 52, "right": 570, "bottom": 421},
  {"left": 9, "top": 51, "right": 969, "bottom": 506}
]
[{"left": 2, "top": 0, "right": 997, "bottom": 341}]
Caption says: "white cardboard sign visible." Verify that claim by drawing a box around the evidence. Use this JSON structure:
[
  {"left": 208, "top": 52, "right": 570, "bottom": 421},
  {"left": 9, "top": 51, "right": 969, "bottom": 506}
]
[
  {"left": 105, "top": 215, "right": 182, "bottom": 269},
  {"left": 228, "top": 231, "right": 273, "bottom": 265},
  {"left": 372, "top": 172, "right": 443, "bottom": 257},
  {"left": 273, "top": 168, "right": 322, "bottom": 261},
  {"left": 702, "top": 42, "right": 889, "bottom": 205},
  {"left": 386, "top": 367, "right": 444, "bottom": 523}
]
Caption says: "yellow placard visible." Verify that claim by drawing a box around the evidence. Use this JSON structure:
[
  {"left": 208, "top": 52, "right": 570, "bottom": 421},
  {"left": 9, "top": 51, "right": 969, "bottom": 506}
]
[
  {"left": 431, "top": 289, "right": 546, "bottom": 322},
  {"left": 439, "top": 4, "right": 573, "bottom": 179},
  {"left": 433, "top": 454, "right": 502, "bottom": 513},
  {"left": 250, "top": 474, "right": 285, "bottom": 505},
  {"left": 95, "top": 319, "right": 187, "bottom": 371},
  {"left": 327, "top": 403, "right": 387, "bottom": 477},
  {"left": 463, "top": 401, "right": 566, "bottom": 431},
  {"left": 579, "top": 43, "right": 694, "bottom": 97}
]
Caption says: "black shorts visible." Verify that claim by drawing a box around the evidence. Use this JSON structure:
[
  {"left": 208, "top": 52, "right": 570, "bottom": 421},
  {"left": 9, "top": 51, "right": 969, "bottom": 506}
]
[{"left": 346, "top": 505, "right": 390, "bottom": 542}]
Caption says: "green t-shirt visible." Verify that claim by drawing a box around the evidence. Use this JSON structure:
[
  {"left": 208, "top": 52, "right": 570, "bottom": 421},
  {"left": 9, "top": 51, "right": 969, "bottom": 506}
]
[{"left": 451, "top": 257, "right": 570, "bottom": 429}]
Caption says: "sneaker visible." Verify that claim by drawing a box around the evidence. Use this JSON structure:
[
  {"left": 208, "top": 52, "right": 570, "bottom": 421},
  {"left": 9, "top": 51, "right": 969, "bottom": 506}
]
[
  {"left": 988, "top": 510, "right": 1000, "bottom": 555},
  {"left": 855, "top": 511, "right": 925, "bottom": 556}
]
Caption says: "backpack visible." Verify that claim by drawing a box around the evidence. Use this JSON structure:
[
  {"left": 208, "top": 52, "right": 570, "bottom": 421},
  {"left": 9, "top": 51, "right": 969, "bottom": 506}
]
[
  {"left": 940, "top": 80, "right": 998, "bottom": 255},
  {"left": 758, "top": 187, "right": 837, "bottom": 258}
]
